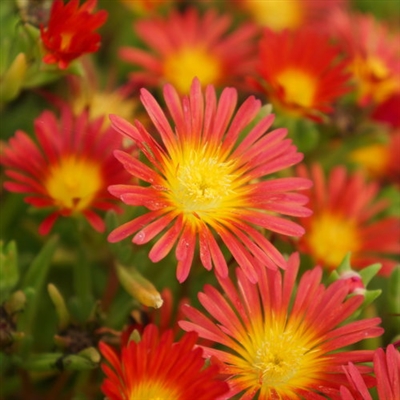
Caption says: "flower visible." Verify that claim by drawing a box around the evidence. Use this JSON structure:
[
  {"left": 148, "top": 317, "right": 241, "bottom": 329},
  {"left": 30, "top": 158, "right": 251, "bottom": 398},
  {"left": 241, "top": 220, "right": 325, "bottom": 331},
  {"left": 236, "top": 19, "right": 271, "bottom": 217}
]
[
  {"left": 251, "top": 27, "right": 351, "bottom": 122},
  {"left": 296, "top": 163, "right": 400, "bottom": 276},
  {"left": 1, "top": 105, "right": 131, "bottom": 235},
  {"left": 371, "top": 92, "right": 400, "bottom": 128},
  {"left": 179, "top": 252, "right": 384, "bottom": 399},
  {"left": 119, "top": 8, "right": 258, "bottom": 94},
  {"left": 40, "top": 0, "right": 108, "bottom": 69},
  {"left": 232, "top": 0, "right": 347, "bottom": 31},
  {"left": 108, "top": 78, "right": 312, "bottom": 282},
  {"left": 99, "top": 324, "right": 229, "bottom": 400},
  {"left": 349, "top": 131, "right": 400, "bottom": 186},
  {"left": 66, "top": 61, "right": 138, "bottom": 130},
  {"left": 330, "top": 11, "right": 400, "bottom": 107},
  {"left": 340, "top": 344, "right": 400, "bottom": 400}
]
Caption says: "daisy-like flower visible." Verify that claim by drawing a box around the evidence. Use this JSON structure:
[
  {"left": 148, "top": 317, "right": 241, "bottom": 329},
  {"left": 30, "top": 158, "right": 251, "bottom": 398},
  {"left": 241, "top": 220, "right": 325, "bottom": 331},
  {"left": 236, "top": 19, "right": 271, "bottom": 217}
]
[
  {"left": 296, "top": 163, "right": 400, "bottom": 276},
  {"left": 350, "top": 131, "right": 400, "bottom": 186},
  {"left": 251, "top": 27, "right": 351, "bottom": 122},
  {"left": 340, "top": 344, "right": 400, "bottom": 400},
  {"left": 119, "top": 8, "right": 258, "bottom": 94},
  {"left": 108, "top": 78, "right": 312, "bottom": 283},
  {"left": 1, "top": 105, "right": 131, "bottom": 235},
  {"left": 99, "top": 324, "right": 229, "bottom": 400},
  {"left": 330, "top": 11, "right": 400, "bottom": 107},
  {"left": 66, "top": 62, "right": 137, "bottom": 130},
  {"left": 40, "top": 0, "right": 108, "bottom": 69},
  {"left": 232, "top": 0, "right": 347, "bottom": 31},
  {"left": 180, "top": 252, "right": 384, "bottom": 399}
]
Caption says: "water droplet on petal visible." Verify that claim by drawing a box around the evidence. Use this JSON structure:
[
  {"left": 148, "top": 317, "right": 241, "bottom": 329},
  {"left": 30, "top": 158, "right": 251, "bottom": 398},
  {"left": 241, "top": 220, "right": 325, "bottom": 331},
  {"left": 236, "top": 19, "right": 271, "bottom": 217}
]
[{"left": 135, "top": 231, "right": 146, "bottom": 243}]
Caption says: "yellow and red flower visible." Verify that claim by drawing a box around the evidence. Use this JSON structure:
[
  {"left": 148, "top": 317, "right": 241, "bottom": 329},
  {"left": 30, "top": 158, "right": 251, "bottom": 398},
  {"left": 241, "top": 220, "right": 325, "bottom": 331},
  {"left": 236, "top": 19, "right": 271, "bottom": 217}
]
[
  {"left": 1, "top": 105, "right": 131, "bottom": 235},
  {"left": 340, "top": 344, "right": 400, "bottom": 400},
  {"left": 349, "top": 131, "right": 400, "bottom": 186},
  {"left": 108, "top": 78, "right": 312, "bottom": 282},
  {"left": 232, "top": 0, "right": 347, "bottom": 31},
  {"left": 297, "top": 163, "right": 400, "bottom": 276},
  {"left": 40, "top": 0, "right": 108, "bottom": 69},
  {"left": 252, "top": 27, "right": 351, "bottom": 122},
  {"left": 330, "top": 11, "right": 400, "bottom": 107},
  {"left": 119, "top": 8, "right": 258, "bottom": 94},
  {"left": 100, "top": 324, "right": 229, "bottom": 400},
  {"left": 180, "top": 253, "right": 383, "bottom": 399}
]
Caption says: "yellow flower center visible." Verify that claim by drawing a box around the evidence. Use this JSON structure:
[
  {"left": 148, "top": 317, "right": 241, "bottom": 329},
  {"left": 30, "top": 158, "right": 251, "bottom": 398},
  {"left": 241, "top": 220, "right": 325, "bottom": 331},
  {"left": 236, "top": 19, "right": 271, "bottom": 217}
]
[
  {"left": 167, "top": 146, "right": 236, "bottom": 217},
  {"left": 254, "top": 330, "right": 307, "bottom": 386},
  {"left": 352, "top": 56, "right": 400, "bottom": 103},
  {"left": 45, "top": 156, "right": 103, "bottom": 212},
  {"left": 276, "top": 68, "right": 317, "bottom": 109},
  {"left": 163, "top": 47, "right": 222, "bottom": 94},
  {"left": 243, "top": 0, "right": 303, "bottom": 30},
  {"left": 244, "top": 319, "right": 323, "bottom": 397},
  {"left": 129, "top": 380, "right": 179, "bottom": 400},
  {"left": 350, "top": 143, "right": 389, "bottom": 178},
  {"left": 306, "top": 212, "right": 361, "bottom": 269}
]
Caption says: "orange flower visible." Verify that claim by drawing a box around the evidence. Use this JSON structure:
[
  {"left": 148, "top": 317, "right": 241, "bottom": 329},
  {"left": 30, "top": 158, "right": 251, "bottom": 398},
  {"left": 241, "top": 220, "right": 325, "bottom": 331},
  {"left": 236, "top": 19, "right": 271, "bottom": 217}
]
[
  {"left": 108, "top": 78, "right": 312, "bottom": 282},
  {"left": 297, "top": 163, "right": 400, "bottom": 276},
  {"left": 252, "top": 27, "right": 351, "bottom": 122},
  {"left": 100, "top": 324, "right": 229, "bottom": 400},
  {"left": 40, "top": 0, "right": 108, "bottom": 69},
  {"left": 180, "top": 253, "right": 383, "bottom": 399},
  {"left": 1, "top": 105, "right": 130, "bottom": 234},
  {"left": 119, "top": 8, "right": 258, "bottom": 94}
]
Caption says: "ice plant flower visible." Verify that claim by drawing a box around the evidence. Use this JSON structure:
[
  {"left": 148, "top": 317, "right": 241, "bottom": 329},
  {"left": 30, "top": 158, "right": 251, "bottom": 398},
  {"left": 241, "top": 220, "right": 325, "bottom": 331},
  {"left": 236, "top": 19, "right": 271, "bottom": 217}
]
[
  {"left": 1, "top": 105, "right": 131, "bottom": 235},
  {"left": 40, "top": 0, "right": 108, "bottom": 69},
  {"left": 330, "top": 11, "right": 400, "bottom": 107},
  {"left": 349, "top": 131, "right": 400, "bottom": 186},
  {"left": 340, "top": 344, "right": 400, "bottom": 400},
  {"left": 296, "top": 163, "right": 400, "bottom": 276},
  {"left": 119, "top": 8, "right": 258, "bottom": 94},
  {"left": 180, "top": 252, "right": 384, "bottom": 399},
  {"left": 252, "top": 27, "right": 351, "bottom": 122},
  {"left": 108, "top": 78, "right": 312, "bottom": 283},
  {"left": 99, "top": 324, "right": 229, "bottom": 400},
  {"left": 232, "top": 0, "right": 347, "bottom": 31}
]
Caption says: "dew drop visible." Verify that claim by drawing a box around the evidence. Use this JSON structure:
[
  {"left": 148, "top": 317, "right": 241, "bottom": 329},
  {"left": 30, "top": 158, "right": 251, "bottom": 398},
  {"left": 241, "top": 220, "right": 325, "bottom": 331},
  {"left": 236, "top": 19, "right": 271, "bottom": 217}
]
[{"left": 135, "top": 231, "right": 146, "bottom": 243}]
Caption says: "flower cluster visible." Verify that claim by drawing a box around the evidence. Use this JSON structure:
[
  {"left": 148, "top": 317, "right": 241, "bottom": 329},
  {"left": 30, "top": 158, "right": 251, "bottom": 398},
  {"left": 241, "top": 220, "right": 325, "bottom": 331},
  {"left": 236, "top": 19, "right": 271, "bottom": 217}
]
[{"left": 1, "top": 0, "right": 399, "bottom": 399}]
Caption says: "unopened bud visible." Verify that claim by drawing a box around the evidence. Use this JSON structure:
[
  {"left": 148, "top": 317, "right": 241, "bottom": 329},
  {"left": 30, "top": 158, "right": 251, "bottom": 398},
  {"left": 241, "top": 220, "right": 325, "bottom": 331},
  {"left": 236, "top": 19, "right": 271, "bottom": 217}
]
[
  {"left": 339, "top": 271, "right": 365, "bottom": 295},
  {"left": 115, "top": 263, "right": 163, "bottom": 309},
  {"left": 47, "top": 284, "right": 70, "bottom": 331},
  {"left": 0, "top": 53, "right": 27, "bottom": 103}
]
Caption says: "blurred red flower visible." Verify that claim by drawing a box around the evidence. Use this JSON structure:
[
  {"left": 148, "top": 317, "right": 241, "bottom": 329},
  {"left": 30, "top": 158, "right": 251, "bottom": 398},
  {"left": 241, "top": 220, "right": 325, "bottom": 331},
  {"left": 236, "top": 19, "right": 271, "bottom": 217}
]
[{"left": 40, "top": 0, "right": 108, "bottom": 69}]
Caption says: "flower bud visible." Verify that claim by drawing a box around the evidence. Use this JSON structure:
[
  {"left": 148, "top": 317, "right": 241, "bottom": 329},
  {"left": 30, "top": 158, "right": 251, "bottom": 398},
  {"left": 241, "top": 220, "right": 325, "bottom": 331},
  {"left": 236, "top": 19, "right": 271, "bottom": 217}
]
[{"left": 115, "top": 263, "right": 163, "bottom": 309}]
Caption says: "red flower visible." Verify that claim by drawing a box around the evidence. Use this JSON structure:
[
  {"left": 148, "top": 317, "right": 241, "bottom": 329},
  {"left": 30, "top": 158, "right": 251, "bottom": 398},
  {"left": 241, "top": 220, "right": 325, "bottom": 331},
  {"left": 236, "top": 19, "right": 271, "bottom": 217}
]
[
  {"left": 1, "top": 105, "right": 131, "bottom": 235},
  {"left": 252, "top": 27, "right": 351, "bottom": 122},
  {"left": 180, "top": 253, "right": 383, "bottom": 399},
  {"left": 108, "top": 78, "right": 312, "bottom": 283},
  {"left": 40, "top": 0, "right": 108, "bottom": 69},
  {"left": 119, "top": 8, "right": 258, "bottom": 94},
  {"left": 297, "top": 163, "right": 400, "bottom": 276},
  {"left": 100, "top": 324, "right": 229, "bottom": 400},
  {"left": 340, "top": 344, "right": 400, "bottom": 400}
]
